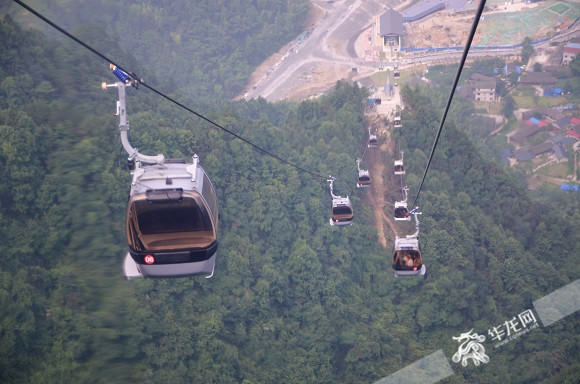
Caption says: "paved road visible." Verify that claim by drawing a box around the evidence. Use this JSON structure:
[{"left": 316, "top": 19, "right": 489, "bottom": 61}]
[
  {"left": 246, "top": 0, "right": 401, "bottom": 101},
  {"left": 244, "top": 1, "right": 579, "bottom": 102}
]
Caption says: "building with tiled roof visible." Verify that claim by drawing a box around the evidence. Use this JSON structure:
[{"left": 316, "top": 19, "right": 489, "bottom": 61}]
[
  {"left": 529, "top": 142, "right": 554, "bottom": 157},
  {"left": 470, "top": 74, "right": 496, "bottom": 102},
  {"left": 518, "top": 72, "right": 557, "bottom": 86},
  {"left": 562, "top": 42, "right": 580, "bottom": 65},
  {"left": 510, "top": 122, "right": 546, "bottom": 145}
]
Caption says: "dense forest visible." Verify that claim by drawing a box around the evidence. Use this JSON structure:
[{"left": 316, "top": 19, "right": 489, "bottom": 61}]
[
  {"left": 1, "top": 2, "right": 579, "bottom": 383},
  {"left": 3, "top": 0, "right": 310, "bottom": 99}
]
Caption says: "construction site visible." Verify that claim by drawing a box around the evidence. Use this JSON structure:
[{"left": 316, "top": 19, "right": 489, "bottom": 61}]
[{"left": 403, "top": 0, "right": 579, "bottom": 49}]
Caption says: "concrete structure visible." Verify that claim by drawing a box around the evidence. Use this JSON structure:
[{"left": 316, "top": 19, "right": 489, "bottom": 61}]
[
  {"left": 376, "top": 9, "right": 404, "bottom": 51},
  {"left": 470, "top": 74, "right": 496, "bottom": 102},
  {"left": 458, "top": 74, "right": 497, "bottom": 102},
  {"left": 400, "top": 0, "right": 445, "bottom": 22},
  {"left": 562, "top": 43, "right": 580, "bottom": 66}
]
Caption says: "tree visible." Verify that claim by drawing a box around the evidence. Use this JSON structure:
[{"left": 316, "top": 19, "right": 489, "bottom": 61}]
[
  {"left": 569, "top": 55, "right": 580, "bottom": 76},
  {"left": 502, "top": 94, "right": 516, "bottom": 118},
  {"left": 521, "top": 37, "right": 534, "bottom": 65},
  {"left": 533, "top": 62, "right": 542, "bottom": 72},
  {"left": 495, "top": 78, "right": 507, "bottom": 97},
  {"left": 508, "top": 70, "right": 520, "bottom": 86}
]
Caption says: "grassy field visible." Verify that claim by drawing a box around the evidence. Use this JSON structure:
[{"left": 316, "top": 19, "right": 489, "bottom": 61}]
[
  {"left": 512, "top": 89, "right": 566, "bottom": 108},
  {"left": 477, "top": 1, "right": 580, "bottom": 46},
  {"left": 474, "top": 100, "right": 502, "bottom": 115},
  {"left": 545, "top": 162, "right": 569, "bottom": 178},
  {"left": 549, "top": 3, "right": 570, "bottom": 15}
]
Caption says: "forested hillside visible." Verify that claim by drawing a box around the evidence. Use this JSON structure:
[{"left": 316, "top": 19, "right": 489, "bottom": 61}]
[
  {"left": 1, "top": 6, "right": 579, "bottom": 384},
  {"left": 3, "top": 0, "right": 310, "bottom": 99}
]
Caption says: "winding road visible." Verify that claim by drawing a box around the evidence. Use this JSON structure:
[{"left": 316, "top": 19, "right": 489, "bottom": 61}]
[{"left": 244, "top": 0, "right": 579, "bottom": 102}]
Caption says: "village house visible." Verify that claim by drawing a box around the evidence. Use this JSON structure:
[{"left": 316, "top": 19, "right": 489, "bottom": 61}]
[
  {"left": 518, "top": 72, "right": 557, "bottom": 87},
  {"left": 470, "top": 73, "right": 496, "bottom": 102},
  {"left": 562, "top": 42, "right": 580, "bottom": 66}
]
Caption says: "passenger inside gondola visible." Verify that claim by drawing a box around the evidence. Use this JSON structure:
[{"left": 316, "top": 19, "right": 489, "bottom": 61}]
[
  {"left": 394, "top": 206, "right": 408, "bottom": 218},
  {"left": 393, "top": 250, "right": 422, "bottom": 270},
  {"left": 333, "top": 205, "right": 353, "bottom": 218},
  {"left": 358, "top": 175, "right": 371, "bottom": 185}
]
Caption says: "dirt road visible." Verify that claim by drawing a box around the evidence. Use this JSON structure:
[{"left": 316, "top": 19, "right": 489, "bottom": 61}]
[{"left": 364, "top": 117, "right": 400, "bottom": 250}]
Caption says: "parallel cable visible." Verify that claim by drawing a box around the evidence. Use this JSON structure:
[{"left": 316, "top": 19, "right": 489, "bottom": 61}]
[
  {"left": 11, "top": 0, "right": 329, "bottom": 181},
  {"left": 410, "top": 0, "right": 487, "bottom": 208}
]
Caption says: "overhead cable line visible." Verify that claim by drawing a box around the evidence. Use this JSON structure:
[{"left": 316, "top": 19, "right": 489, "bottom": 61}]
[
  {"left": 11, "top": 0, "right": 331, "bottom": 181},
  {"left": 410, "top": 0, "right": 487, "bottom": 208}
]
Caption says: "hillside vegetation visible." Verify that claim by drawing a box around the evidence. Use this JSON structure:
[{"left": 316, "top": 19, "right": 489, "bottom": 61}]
[
  {"left": 0, "top": 7, "right": 579, "bottom": 384},
  {"left": 5, "top": 0, "right": 310, "bottom": 99}
]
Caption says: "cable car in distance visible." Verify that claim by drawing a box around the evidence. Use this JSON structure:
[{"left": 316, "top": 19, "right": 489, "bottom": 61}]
[
  {"left": 394, "top": 186, "right": 410, "bottom": 221},
  {"left": 394, "top": 201, "right": 410, "bottom": 221},
  {"left": 392, "top": 210, "right": 425, "bottom": 277},
  {"left": 394, "top": 151, "right": 405, "bottom": 175},
  {"left": 356, "top": 158, "right": 371, "bottom": 188},
  {"left": 394, "top": 116, "right": 402, "bottom": 128},
  {"left": 103, "top": 65, "right": 219, "bottom": 280},
  {"left": 368, "top": 126, "right": 378, "bottom": 148},
  {"left": 328, "top": 176, "right": 353, "bottom": 226}
]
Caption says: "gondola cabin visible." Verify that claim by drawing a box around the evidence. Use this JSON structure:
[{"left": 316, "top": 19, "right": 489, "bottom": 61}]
[
  {"left": 394, "top": 69, "right": 400, "bottom": 78},
  {"left": 123, "top": 157, "right": 219, "bottom": 279},
  {"left": 368, "top": 134, "right": 378, "bottom": 148},
  {"left": 329, "top": 196, "right": 353, "bottom": 226},
  {"left": 394, "top": 159, "right": 405, "bottom": 175},
  {"left": 392, "top": 237, "right": 426, "bottom": 277},
  {"left": 394, "top": 201, "right": 410, "bottom": 221},
  {"left": 394, "top": 116, "right": 402, "bottom": 128},
  {"left": 357, "top": 170, "right": 371, "bottom": 188}
]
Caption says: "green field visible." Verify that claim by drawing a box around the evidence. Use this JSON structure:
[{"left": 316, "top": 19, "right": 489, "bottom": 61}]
[
  {"left": 549, "top": 3, "right": 570, "bottom": 15},
  {"left": 513, "top": 94, "right": 566, "bottom": 108},
  {"left": 477, "top": 1, "right": 580, "bottom": 46}
]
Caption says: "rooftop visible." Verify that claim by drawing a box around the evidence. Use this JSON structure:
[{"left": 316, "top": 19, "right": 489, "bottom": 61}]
[
  {"left": 379, "top": 9, "right": 404, "bottom": 36},
  {"left": 518, "top": 72, "right": 557, "bottom": 85},
  {"left": 529, "top": 142, "right": 554, "bottom": 157}
]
